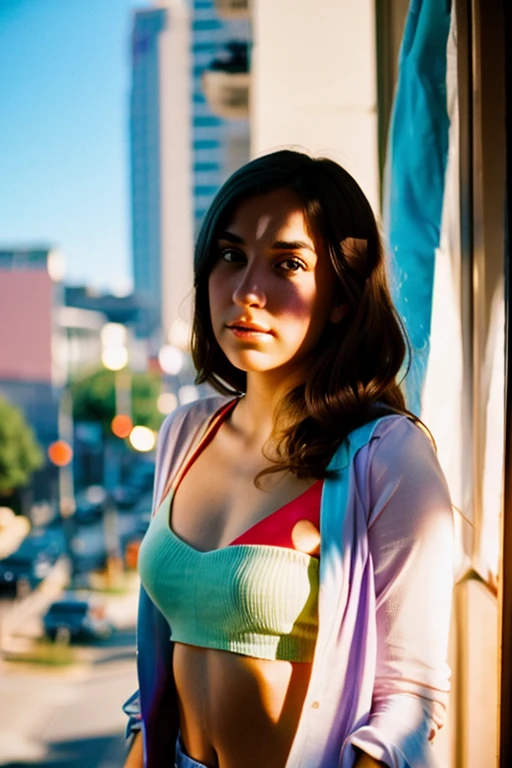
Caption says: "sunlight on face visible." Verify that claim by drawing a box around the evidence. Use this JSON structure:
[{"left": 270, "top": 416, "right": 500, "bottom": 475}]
[
  {"left": 208, "top": 188, "right": 344, "bottom": 386},
  {"left": 255, "top": 213, "right": 273, "bottom": 241}
]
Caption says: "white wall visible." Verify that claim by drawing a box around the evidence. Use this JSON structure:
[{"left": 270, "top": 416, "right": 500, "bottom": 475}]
[{"left": 250, "top": 0, "right": 379, "bottom": 212}]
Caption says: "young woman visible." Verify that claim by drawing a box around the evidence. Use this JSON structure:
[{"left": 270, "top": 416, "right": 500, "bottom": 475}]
[{"left": 123, "top": 150, "right": 454, "bottom": 768}]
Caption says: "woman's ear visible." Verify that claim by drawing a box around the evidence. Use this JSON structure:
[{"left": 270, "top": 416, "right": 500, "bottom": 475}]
[{"left": 330, "top": 303, "right": 349, "bottom": 324}]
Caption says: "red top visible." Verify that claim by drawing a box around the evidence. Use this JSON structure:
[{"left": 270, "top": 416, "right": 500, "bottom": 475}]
[
  {"left": 229, "top": 479, "right": 322, "bottom": 553},
  {"left": 176, "top": 398, "right": 323, "bottom": 556}
]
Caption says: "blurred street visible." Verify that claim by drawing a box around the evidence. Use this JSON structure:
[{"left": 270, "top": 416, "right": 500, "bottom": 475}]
[
  {"left": 0, "top": 467, "right": 151, "bottom": 768},
  {"left": 0, "top": 587, "right": 139, "bottom": 768}
]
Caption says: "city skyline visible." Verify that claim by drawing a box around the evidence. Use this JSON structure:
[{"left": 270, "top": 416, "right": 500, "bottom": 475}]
[{"left": 0, "top": 0, "right": 150, "bottom": 294}]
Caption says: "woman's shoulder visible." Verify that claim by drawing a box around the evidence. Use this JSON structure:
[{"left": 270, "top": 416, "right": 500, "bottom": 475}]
[
  {"left": 157, "top": 394, "right": 236, "bottom": 446},
  {"left": 358, "top": 414, "right": 452, "bottom": 526},
  {"left": 368, "top": 412, "right": 436, "bottom": 458},
  {"left": 344, "top": 412, "right": 446, "bottom": 492},
  {"left": 340, "top": 412, "right": 432, "bottom": 466},
  {"left": 368, "top": 411, "right": 432, "bottom": 447},
  {"left": 152, "top": 395, "right": 237, "bottom": 502},
  {"left": 351, "top": 412, "right": 441, "bottom": 484}
]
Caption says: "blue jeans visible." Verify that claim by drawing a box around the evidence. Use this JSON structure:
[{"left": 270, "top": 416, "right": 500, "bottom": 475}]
[{"left": 175, "top": 735, "right": 209, "bottom": 768}]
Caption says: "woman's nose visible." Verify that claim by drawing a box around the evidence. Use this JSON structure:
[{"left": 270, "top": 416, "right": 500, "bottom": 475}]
[{"left": 232, "top": 267, "right": 266, "bottom": 308}]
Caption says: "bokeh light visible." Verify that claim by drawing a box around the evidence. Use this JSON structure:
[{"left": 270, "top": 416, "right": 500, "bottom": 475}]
[
  {"left": 158, "top": 345, "right": 185, "bottom": 375},
  {"left": 111, "top": 413, "right": 133, "bottom": 438},
  {"left": 129, "top": 426, "right": 156, "bottom": 452},
  {"left": 101, "top": 346, "right": 128, "bottom": 371},
  {"left": 157, "top": 392, "right": 178, "bottom": 414},
  {"left": 48, "top": 440, "right": 73, "bottom": 467}
]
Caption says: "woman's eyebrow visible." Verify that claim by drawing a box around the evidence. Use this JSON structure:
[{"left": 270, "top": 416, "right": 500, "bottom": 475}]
[
  {"left": 218, "top": 231, "right": 244, "bottom": 244},
  {"left": 271, "top": 239, "right": 315, "bottom": 252},
  {"left": 218, "top": 232, "right": 315, "bottom": 253}
]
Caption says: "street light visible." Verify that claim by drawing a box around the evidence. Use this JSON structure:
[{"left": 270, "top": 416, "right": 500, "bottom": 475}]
[
  {"left": 101, "top": 323, "right": 131, "bottom": 584},
  {"left": 101, "top": 323, "right": 132, "bottom": 485},
  {"left": 48, "top": 388, "right": 76, "bottom": 583}
]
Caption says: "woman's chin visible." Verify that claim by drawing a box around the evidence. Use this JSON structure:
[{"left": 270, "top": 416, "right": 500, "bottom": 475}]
[{"left": 223, "top": 351, "right": 281, "bottom": 374}]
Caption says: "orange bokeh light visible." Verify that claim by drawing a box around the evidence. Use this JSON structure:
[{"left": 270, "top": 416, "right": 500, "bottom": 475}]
[
  {"left": 48, "top": 440, "right": 73, "bottom": 467},
  {"left": 111, "top": 413, "right": 133, "bottom": 439}
]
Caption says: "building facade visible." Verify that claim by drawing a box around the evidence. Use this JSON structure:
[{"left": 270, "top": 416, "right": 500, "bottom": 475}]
[
  {"left": 191, "top": 0, "right": 250, "bottom": 233},
  {"left": 0, "top": 248, "right": 65, "bottom": 504},
  {"left": 130, "top": 0, "right": 250, "bottom": 346},
  {"left": 130, "top": 1, "right": 194, "bottom": 344},
  {"left": 191, "top": 0, "right": 228, "bottom": 232}
]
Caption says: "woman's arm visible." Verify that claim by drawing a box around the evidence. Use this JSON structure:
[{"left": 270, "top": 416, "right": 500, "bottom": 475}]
[
  {"left": 367, "top": 420, "right": 453, "bottom": 735},
  {"left": 123, "top": 730, "right": 143, "bottom": 768},
  {"left": 341, "top": 418, "right": 454, "bottom": 766}
]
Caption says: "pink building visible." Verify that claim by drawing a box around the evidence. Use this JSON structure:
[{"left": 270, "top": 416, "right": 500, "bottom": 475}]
[
  {"left": 0, "top": 258, "right": 57, "bottom": 383},
  {"left": 0, "top": 249, "right": 63, "bottom": 504}
]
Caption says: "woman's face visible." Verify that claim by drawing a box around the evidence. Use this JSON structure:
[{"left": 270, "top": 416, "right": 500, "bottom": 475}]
[{"left": 208, "top": 188, "right": 345, "bottom": 384}]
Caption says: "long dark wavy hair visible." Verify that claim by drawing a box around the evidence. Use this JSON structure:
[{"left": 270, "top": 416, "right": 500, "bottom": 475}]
[{"left": 191, "top": 149, "right": 414, "bottom": 479}]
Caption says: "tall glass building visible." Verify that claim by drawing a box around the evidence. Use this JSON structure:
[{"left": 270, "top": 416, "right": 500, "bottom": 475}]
[
  {"left": 129, "top": 0, "right": 249, "bottom": 341},
  {"left": 130, "top": 8, "right": 166, "bottom": 334},
  {"left": 190, "top": 1, "right": 226, "bottom": 232},
  {"left": 130, "top": 3, "right": 193, "bottom": 343},
  {"left": 190, "top": 0, "right": 250, "bottom": 232}
]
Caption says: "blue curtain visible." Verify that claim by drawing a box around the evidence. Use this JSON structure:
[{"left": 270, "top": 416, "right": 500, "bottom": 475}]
[{"left": 383, "top": 0, "right": 451, "bottom": 414}]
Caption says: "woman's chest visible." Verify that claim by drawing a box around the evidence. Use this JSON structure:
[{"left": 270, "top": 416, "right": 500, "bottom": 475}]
[{"left": 169, "top": 432, "right": 319, "bottom": 553}]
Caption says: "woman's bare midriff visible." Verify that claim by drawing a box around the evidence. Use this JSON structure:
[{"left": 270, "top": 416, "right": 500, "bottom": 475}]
[{"left": 173, "top": 643, "right": 312, "bottom": 768}]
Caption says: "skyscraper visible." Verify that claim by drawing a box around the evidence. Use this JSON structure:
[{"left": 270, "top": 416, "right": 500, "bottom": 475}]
[
  {"left": 130, "top": 0, "right": 249, "bottom": 346},
  {"left": 130, "top": 0, "right": 193, "bottom": 344},
  {"left": 190, "top": 0, "right": 250, "bottom": 234}
]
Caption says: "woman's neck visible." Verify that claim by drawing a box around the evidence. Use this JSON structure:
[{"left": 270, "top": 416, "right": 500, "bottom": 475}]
[{"left": 230, "top": 371, "right": 302, "bottom": 448}]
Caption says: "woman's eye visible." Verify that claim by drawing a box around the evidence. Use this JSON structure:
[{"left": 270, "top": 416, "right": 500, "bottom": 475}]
[
  {"left": 220, "top": 248, "right": 245, "bottom": 264},
  {"left": 277, "top": 258, "right": 305, "bottom": 273}
]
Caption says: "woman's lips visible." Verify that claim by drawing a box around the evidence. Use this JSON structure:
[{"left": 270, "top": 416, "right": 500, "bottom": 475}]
[{"left": 227, "top": 322, "right": 273, "bottom": 338}]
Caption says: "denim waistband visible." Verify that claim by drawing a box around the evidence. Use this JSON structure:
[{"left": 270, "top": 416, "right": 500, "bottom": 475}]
[{"left": 175, "top": 735, "right": 209, "bottom": 768}]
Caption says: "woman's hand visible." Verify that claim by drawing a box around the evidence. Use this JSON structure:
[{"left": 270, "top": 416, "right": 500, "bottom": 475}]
[{"left": 122, "top": 730, "right": 143, "bottom": 768}]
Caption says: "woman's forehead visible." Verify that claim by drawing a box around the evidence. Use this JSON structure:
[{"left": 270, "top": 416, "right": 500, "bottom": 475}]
[{"left": 221, "top": 188, "right": 315, "bottom": 246}]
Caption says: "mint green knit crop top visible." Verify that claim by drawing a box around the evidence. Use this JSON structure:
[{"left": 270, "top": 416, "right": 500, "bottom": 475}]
[{"left": 138, "top": 491, "right": 319, "bottom": 662}]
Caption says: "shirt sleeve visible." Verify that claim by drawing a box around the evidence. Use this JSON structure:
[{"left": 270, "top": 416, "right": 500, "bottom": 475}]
[
  {"left": 343, "top": 417, "right": 455, "bottom": 767},
  {"left": 122, "top": 689, "right": 142, "bottom": 742},
  {"left": 120, "top": 407, "right": 176, "bottom": 745}
]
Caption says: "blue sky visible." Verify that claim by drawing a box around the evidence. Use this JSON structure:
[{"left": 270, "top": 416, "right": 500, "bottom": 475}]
[{"left": 0, "top": 0, "right": 149, "bottom": 293}]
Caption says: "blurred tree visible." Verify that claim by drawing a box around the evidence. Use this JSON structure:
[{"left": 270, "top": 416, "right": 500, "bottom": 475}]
[
  {"left": 70, "top": 367, "right": 164, "bottom": 436},
  {"left": 0, "top": 397, "right": 44, "bottom": 495}
]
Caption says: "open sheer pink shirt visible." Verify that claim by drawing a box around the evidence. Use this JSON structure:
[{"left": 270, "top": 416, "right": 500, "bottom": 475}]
[{"left": 124, "top": 395, "right": 454, "bottom": 768}]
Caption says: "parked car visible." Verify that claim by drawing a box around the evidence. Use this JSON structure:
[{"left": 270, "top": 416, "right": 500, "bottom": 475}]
[
  {"left": 43, "top": 595, "right": 113, "bottom": 643},
  {"left": 74, "top": 500, "right": 104, "bottom": 525},
  {"left": 73, "top": 485, "right": 106, "bottom": 525},
  {"left": 0, "top": 530, "right": 64, "bottom": 593},
  {"left": 22, "top": 528, "right": 64, "bottom": 562},
  {"left": 0, "top": 551, "right": 52, "bottom": 594}
]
